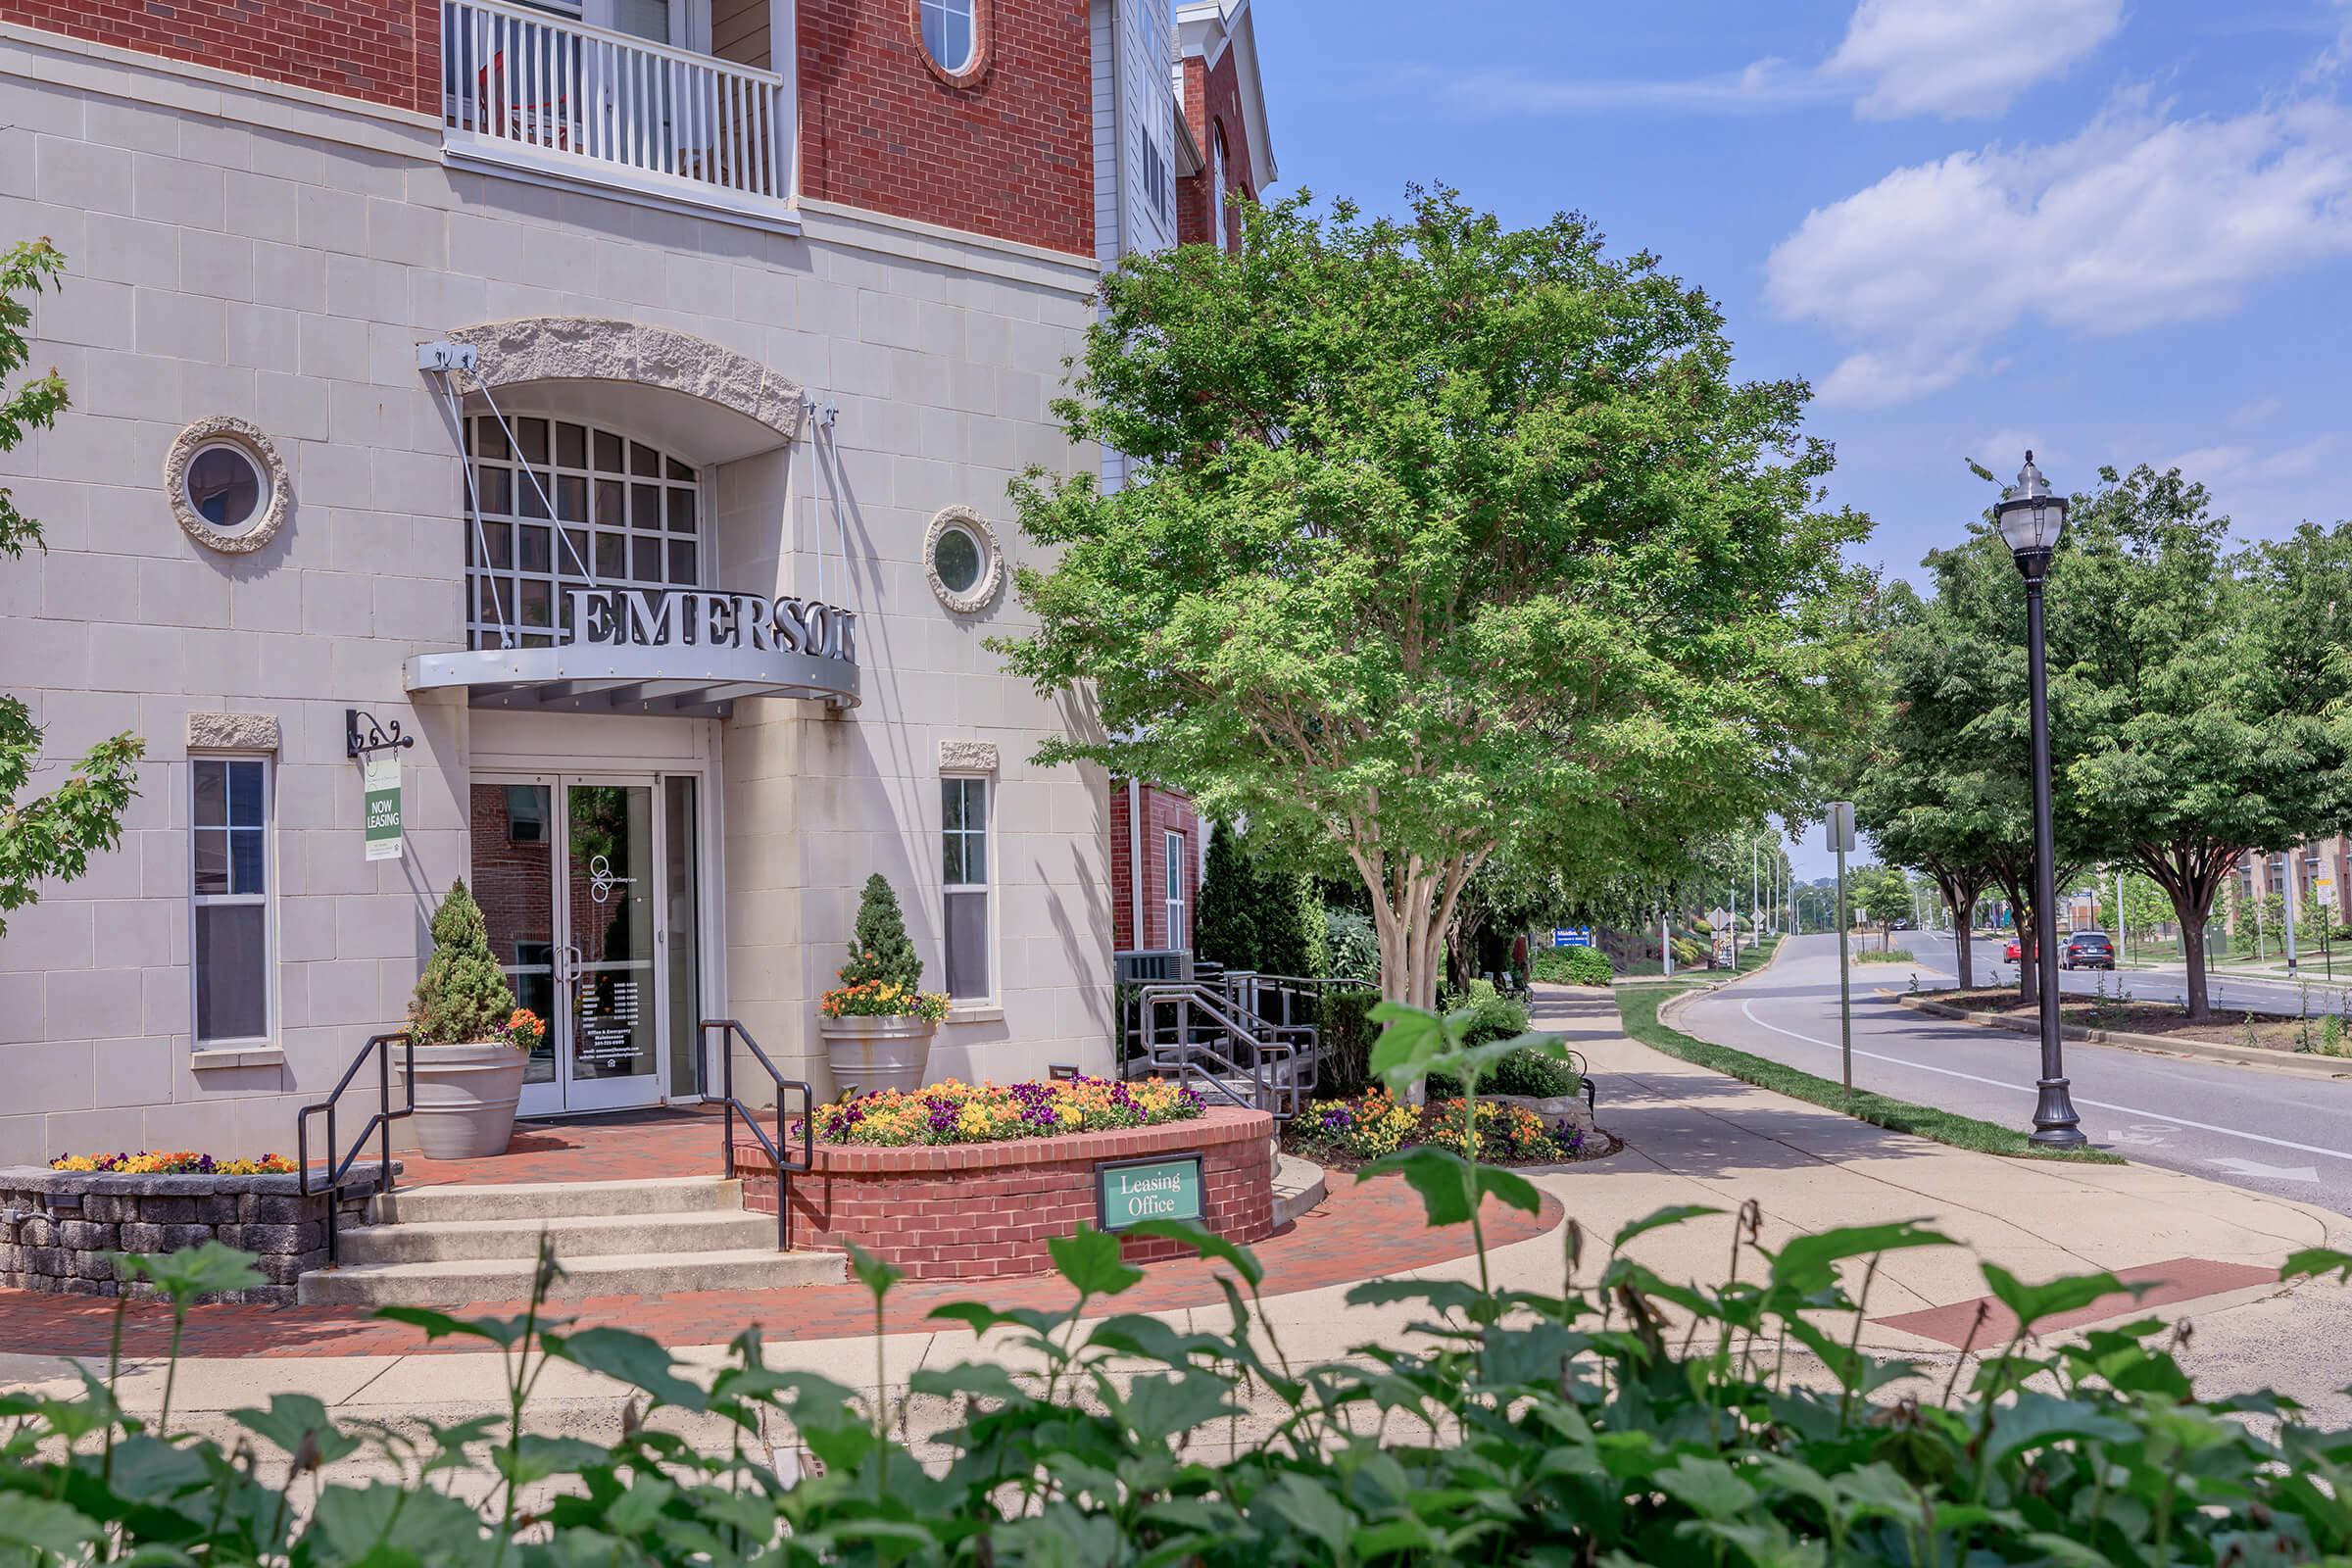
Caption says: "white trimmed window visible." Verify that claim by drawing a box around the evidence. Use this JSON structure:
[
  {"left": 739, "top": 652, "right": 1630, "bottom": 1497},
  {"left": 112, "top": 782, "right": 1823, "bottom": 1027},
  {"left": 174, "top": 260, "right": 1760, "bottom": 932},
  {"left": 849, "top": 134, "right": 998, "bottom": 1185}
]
[
  {"left": 920, "top": 0, "right": 976, "bottom": 74},
  {"left": 942, "top": 776, "right": 991, "bottom": 999},
  {"left": 463, "top": 415, "right": 702, "bottom": 651},
  {"left": 191, "top": 758, "right": 271, "bottom": 1044},
  {"left": 1163, "top": 828, "right": 1186, "bottom": 950}
]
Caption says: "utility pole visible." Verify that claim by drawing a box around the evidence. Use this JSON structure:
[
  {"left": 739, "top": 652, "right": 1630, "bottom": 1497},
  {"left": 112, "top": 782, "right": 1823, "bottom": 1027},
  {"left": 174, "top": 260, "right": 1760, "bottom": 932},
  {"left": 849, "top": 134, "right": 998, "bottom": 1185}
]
[
  {"left": 1828, "top": 802, "right": 1856, "bottom": 1093},
  {"left": 1660, "top": 908, "right": 1674, "bottom": 979}
]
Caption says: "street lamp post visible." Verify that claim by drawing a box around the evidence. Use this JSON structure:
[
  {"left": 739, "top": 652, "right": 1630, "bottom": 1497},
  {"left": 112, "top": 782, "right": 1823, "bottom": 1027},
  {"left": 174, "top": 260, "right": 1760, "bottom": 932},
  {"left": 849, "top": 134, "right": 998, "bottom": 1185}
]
[{"left": 1996, "top": 452, "right": 2086, "bottom": 1149}]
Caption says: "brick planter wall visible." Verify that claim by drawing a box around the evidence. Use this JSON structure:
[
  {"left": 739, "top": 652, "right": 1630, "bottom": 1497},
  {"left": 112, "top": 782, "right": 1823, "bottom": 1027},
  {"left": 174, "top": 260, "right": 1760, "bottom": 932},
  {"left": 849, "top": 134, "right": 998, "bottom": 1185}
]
[
  {"left": 734, "top": 1105, "right": 1274, "bottom": 1279},
  {"left": 0, "top": 1168, "right": 383, "bottom": 1305}
]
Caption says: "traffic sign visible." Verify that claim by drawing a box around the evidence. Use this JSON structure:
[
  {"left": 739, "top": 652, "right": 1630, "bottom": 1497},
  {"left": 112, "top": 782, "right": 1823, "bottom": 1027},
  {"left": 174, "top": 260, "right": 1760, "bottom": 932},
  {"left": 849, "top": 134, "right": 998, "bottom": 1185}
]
[{"left": 1826, "top": 802, "right": 1856, "bottom": 854}]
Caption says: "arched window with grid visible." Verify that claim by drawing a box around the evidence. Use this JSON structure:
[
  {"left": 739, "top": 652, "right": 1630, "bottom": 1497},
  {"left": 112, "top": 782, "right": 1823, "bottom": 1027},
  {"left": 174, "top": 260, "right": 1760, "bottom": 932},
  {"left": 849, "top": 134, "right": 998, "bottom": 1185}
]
[{"left": 463, "top": 414, "right": 704, "bottom": 650}]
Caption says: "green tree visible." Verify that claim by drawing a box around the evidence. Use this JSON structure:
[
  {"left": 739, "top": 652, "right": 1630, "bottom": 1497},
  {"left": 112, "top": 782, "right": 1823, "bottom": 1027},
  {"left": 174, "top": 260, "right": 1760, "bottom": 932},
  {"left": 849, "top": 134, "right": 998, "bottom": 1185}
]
[
  {"left": 409, "top": 879, "right": 515, "bottom": 1045},
  {"left": 840, "top": 872, "right": 923, "bottom": 990},
  {"left": 1845, "top": 862, "right": 1911, "bottom": 933},
  {"left": 0, "top": 238, "right": 142, "bottom": 934},
  {"left": 2064, "top": 473, "right": 2351, "bottom": 1017},
  {"left": 1859, "top": 508, "right": 2107, "bottom": 1004},
  {"left": 1194, "top": 819, "right": 1259, "bottom": 968},
  {"left": 999, "top": 189, "right": 1873, "bottom": 1010},
  {"left": 1854, "top": 596, "right": 1999, "bottom": 985}
]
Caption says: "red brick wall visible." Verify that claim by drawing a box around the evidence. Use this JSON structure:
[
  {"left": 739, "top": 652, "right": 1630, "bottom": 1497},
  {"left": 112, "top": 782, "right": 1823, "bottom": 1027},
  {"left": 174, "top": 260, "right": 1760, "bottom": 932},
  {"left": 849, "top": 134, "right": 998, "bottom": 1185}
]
[
  {"left": 1176, "top": 50, "right": 1251, "bottom": 251},
  {"left": 738, "top": 1105, "right": 1274, "bottom": 1278},
  {"left": 1109, "top": 779, "right": 1200, "bottom": 952},
  {"left": 0, "top": 0, "right": 439, "bottom": 116},
  {"left": 797, "top": 0, "right": 1094, "bottom": 256}
]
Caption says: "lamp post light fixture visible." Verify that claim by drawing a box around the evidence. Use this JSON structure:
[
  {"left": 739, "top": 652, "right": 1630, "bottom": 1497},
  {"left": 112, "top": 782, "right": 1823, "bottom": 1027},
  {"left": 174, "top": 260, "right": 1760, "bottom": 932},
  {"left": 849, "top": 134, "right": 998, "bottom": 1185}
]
[{"left": 1995, "top": 451, "right": 2086, "bottom": 1149}]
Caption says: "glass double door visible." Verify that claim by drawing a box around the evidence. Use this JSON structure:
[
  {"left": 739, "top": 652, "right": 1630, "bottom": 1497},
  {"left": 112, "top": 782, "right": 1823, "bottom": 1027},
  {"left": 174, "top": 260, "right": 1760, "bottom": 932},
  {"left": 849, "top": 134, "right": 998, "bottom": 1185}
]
[{"left": 470, "top": 775, "right": 704, "bottom": 1116}]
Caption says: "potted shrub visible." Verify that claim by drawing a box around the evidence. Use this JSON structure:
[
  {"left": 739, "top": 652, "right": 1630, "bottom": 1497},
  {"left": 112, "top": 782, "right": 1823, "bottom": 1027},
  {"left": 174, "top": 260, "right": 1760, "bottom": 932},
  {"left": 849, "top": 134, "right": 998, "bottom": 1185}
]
[
  {"left": 817, "top": 873, "right": 949, "bottom": 1096},
  {"left": 401, "top": 879, "right": 540, "bottom": 1158}
]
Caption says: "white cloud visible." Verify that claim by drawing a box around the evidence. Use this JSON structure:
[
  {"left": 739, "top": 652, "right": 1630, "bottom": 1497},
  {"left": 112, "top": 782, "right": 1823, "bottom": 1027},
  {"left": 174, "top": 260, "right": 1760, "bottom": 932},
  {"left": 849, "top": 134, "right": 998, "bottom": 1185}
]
[
  {"left": 1766, "top": 95, "right": 2352, "bottom": 408},
  {"left": 1418, "top": 0, "right": 2119, "bottom": 123},
  {"left": 2155, "top": 436, "right": 2331, "bottom": 485},
  {"left": 1826, "top": 0, "right": 2124, "bottom": 120}
]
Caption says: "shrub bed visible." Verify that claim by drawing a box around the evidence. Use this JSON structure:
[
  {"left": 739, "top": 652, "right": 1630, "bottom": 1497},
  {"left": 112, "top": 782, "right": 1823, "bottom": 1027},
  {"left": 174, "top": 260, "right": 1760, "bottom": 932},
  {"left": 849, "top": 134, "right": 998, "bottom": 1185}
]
[{"left": 810, "top": 1076, "right": 1202, "bottom": 1147}]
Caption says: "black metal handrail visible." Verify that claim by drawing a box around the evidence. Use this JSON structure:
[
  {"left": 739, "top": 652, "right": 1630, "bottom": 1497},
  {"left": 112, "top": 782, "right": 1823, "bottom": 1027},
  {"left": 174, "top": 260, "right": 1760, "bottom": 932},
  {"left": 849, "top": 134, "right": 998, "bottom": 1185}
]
[
  {"left": 1132, "top": 983, "right": 1313, "bottom": 1119},
  {"left": 702, "top": 1018, "right": 814, "bottom": 1251},
  {"left": 296, "top": 1030, "right": 416, "bottom": 1266}
]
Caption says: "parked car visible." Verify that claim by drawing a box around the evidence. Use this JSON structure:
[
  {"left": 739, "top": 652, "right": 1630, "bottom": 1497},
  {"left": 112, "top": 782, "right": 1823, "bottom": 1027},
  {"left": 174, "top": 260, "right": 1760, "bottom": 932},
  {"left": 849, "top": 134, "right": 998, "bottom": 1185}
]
[
  {"left": 2061, "top": 930, "right": 2115, "bottom": 971},
  {"left": 2003, "top": 937, "right": 2023, "bottom": 962}
]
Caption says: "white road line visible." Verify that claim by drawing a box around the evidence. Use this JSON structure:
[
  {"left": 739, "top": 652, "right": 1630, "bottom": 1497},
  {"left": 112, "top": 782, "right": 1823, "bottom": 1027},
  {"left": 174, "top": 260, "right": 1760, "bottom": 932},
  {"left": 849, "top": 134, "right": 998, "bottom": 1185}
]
[{"left": 1732, "top": 997, "right": 2352, "bottom": 1163}]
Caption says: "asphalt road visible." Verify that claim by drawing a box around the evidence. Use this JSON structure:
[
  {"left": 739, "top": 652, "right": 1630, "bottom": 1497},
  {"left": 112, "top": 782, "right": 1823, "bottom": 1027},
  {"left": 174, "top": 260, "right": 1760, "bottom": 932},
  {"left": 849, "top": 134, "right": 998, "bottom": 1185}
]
[
  {"left": 1916, "top": 929, "right": 2352, "bottom": 1018},
  {"left": 1673, "top": 932, "right": 2352, "bottom": 1219}
]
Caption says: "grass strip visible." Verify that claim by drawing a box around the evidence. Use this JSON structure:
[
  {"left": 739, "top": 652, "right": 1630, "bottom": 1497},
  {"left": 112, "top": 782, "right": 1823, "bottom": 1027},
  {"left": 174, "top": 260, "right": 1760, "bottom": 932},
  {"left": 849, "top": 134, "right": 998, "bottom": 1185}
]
[{"left": 1616, "top": 983, "right": 2125, "bottom": 1164}]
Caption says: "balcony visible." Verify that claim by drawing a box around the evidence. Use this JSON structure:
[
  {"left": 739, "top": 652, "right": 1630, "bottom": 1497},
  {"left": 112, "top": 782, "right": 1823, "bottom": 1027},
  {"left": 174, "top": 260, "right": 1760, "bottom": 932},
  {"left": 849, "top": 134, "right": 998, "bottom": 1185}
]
[{"left": 441, "top": 0, "right": 794, "bottom": 228}]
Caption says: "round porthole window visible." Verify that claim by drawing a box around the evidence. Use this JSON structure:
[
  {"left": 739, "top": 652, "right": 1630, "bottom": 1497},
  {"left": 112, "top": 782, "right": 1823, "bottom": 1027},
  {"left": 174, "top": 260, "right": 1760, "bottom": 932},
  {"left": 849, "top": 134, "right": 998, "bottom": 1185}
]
[
  {"left": 187, "top": 444, "right": 264, "bottom": 533},
  {"left": 924, "top": 505, "right": 1003, "bottom": 613},
  {"left": 166, "top": 416, "right": 289, "bottom": 555}
]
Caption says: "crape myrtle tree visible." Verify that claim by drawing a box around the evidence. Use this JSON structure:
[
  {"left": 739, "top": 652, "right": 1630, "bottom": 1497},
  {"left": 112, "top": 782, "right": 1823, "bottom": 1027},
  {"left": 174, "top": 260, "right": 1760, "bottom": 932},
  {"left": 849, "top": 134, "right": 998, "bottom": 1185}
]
[
  {"left": 999, "top": 188, "right": 1875, "bottom": 1013},
  {"left": 2066, "top": 484, "right": 2352, "bottom": 1018},
  {"left": 0, "top": 238, "right": 142, "bottom": 934},
  {"left": 1845, "top": 862, "right": 1912, "bottom": 939}
]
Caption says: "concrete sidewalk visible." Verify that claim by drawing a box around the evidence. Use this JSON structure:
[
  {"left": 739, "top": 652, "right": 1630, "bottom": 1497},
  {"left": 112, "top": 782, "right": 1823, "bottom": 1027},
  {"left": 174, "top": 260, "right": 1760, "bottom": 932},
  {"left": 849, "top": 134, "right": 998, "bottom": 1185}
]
[{"left": 6, "top": 983, "right": 2348, "bottom": 1429}]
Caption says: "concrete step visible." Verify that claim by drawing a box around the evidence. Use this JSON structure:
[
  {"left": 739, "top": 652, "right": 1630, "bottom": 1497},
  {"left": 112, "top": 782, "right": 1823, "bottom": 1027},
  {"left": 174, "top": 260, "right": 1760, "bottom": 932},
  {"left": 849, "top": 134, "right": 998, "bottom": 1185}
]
[
  {"left": 1272, "top": 1152, "right": 1326, "bottom": 1231},
  {"left": 336, "top": 1207, "right": 781, "bottom": 1265},
  {"left": 297, "top": 1246, "right": 846, "bottom": 1306},
  {"left": 368, "top": 1175, "right": 740, "bottom": 1225}
]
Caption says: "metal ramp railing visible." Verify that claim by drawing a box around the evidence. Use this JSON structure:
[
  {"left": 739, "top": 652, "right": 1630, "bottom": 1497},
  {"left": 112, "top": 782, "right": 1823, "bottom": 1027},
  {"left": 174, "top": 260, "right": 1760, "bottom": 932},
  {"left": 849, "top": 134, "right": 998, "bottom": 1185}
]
[{"left": 1128, "top": 981, "right": 1320, "bottom": 1120}]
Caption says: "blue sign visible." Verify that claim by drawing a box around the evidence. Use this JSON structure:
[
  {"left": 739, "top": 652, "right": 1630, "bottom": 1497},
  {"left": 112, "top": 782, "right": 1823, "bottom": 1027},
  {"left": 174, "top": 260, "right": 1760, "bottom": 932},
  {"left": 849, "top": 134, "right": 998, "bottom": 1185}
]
[{"left": 1551, "top": 926, "right": 1593, "bottom": 948}]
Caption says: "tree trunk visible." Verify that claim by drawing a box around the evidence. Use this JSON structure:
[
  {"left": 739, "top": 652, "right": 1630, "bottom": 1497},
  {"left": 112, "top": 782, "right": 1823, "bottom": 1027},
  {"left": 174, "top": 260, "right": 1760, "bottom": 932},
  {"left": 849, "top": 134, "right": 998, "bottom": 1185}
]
[
  {"left": 1952, "top": 893, "right": 1977, "bottom": 988},
  {"left": 2181, "top": 913, "right": 2210, "bottom": 1019}
]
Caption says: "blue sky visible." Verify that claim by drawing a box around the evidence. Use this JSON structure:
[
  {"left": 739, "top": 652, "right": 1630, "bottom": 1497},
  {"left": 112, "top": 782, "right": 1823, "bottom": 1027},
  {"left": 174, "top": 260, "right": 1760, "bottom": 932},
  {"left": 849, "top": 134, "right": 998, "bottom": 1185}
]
[{"left": 1249, "top": 0, "right": 2352, "bottom": 877}]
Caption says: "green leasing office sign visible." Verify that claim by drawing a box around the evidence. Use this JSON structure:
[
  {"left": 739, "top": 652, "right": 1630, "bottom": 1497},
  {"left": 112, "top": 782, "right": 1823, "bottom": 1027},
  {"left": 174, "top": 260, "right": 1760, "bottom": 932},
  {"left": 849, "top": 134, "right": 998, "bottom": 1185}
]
[{"left": 1096, "top": 1153, "right": 1203, "bottom": 1231}]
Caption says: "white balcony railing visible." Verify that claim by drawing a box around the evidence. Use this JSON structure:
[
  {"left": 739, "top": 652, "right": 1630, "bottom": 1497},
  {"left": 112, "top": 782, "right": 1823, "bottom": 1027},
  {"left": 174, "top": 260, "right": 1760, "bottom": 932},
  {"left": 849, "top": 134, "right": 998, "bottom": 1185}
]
[{"left": 442, "top": 0, "right": 791, "bottom": 219}]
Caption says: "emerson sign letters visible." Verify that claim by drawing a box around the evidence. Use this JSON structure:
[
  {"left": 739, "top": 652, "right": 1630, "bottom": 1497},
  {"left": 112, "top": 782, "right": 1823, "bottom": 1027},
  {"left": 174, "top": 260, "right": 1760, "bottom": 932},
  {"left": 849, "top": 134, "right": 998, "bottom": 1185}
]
[{"left": 566, "top": 586, "right": 858, "bottom": 663}]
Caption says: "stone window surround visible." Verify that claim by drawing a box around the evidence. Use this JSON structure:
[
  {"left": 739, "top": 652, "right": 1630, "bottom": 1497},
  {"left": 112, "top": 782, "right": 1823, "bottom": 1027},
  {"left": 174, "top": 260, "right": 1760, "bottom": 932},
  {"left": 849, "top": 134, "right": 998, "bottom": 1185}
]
[
  {"left": 165, "top": 416, "right": 290, "bottom": 556},
  {"left": 924, "top": 506, "right": 1004, "bottom": 614}
]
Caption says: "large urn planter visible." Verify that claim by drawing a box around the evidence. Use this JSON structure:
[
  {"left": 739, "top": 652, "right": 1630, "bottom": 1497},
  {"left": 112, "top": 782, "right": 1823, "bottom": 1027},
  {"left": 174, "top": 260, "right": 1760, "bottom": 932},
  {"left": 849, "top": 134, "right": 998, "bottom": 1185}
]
[
  {"left": 819, "top": 1015, "right": 935, "bottom": 1097},
  {"left": 400, "top": 1042, "right": 528, "bottom": 1159}
]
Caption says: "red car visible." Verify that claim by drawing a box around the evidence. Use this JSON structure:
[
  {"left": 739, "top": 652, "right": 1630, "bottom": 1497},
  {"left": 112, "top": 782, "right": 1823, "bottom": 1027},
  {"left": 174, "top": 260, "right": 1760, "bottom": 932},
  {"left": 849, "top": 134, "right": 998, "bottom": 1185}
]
[{"left": 2003, "top": 938, "right": 2023, "bottom": 962}]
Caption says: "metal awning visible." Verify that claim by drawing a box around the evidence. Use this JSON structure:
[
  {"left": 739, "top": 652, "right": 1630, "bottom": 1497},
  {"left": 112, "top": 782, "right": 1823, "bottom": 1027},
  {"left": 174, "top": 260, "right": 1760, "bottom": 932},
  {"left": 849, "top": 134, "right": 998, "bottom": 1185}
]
[{"left": 406, "top": 642, "right": 858, "bottom": 716}]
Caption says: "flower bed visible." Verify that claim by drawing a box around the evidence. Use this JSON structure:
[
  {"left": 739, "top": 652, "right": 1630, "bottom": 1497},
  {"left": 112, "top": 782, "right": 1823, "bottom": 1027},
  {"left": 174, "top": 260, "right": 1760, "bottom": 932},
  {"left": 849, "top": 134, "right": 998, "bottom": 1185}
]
[
  {"left": 736, "top": 1104, "right": 1274, "bottom": 1279},
  {"left": 812, "top": 1075, "right": 1203, "bottom": 1147},
  {"left": 1287, "top": 1089, "right": 1594, "bottom": 1168},
  {"left": 50, "top": 1151, "right": 296, "bottom": 1176}
]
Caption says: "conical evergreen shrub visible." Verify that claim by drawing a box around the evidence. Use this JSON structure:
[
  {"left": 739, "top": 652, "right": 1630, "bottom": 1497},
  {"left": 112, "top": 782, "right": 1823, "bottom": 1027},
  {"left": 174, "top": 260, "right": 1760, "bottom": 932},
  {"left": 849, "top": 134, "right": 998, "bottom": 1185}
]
[
  {"left": 1196, "top": 820, "right": 1259, "bottom": 968},
  {"left": 410, "top": 878, "right": 516, "bottom": 1045},
  {"left": 840, "top": 872, "right": 923, "bottom": 990}
]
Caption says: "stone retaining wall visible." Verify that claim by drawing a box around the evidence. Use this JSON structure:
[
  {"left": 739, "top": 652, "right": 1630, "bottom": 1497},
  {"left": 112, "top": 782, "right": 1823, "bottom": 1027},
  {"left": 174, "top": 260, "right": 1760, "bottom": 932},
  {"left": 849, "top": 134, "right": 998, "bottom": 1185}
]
[
  {"left": 0, "top": 1168, "right": 383, "bottom": 1305},
  {"left": 733, "top": 1106, "right": 1276, "bottom": 1280}
]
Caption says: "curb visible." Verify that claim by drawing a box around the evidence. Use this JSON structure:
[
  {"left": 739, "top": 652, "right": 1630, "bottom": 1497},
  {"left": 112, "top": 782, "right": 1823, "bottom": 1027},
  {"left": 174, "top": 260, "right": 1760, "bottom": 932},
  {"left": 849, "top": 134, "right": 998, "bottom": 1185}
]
[
  {"left": 1654, "top": 933, "right": 1796, "bottom": 1033},
  {"left": 1896, "top": 995, "right": 2352, "bottom": 1083}
]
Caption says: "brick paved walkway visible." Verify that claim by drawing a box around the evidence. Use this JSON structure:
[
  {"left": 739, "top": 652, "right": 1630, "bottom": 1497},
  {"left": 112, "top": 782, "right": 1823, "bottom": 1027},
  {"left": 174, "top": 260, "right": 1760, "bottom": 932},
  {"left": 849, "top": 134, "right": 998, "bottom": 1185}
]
[
  {"left": 398, "top": 1104, "right": 733, "bottom": 1187},
  {"left": 0, "top": 1172, "right": 1560, "bottom": 1358}
]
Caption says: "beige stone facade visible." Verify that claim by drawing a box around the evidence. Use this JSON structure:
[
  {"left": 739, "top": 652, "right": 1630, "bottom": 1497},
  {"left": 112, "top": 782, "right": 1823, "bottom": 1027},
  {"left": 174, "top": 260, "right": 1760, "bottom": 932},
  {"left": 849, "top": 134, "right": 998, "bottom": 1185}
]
[{"left": 0, "top": 27, "right": 1116, "bottom": 1161}]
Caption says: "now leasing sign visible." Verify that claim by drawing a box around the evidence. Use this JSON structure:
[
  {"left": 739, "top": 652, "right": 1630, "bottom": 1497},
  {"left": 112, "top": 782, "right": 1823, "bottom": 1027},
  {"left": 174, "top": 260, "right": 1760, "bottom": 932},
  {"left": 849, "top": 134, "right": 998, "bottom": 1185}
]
[
  {"left": 363, "top": 756, "right": 403, "bottom": 861},
  {"left": 1096, "top": 1154, "right": 1204, "bottom": 1231}
]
